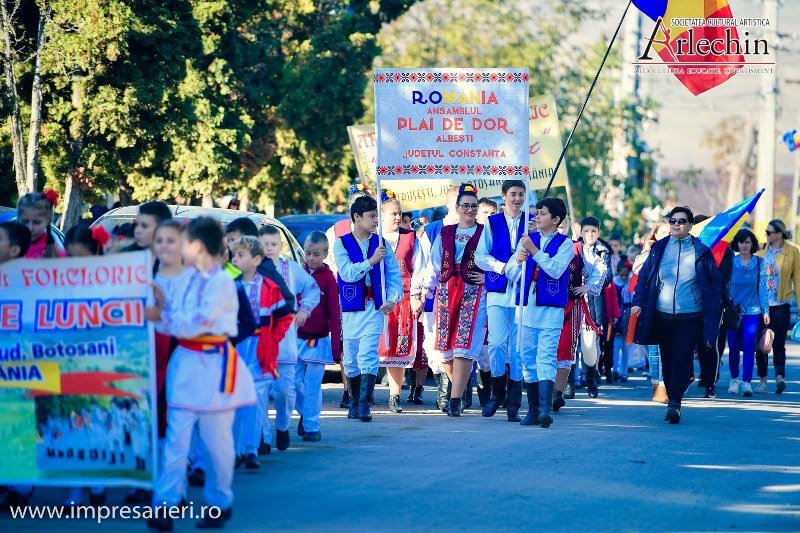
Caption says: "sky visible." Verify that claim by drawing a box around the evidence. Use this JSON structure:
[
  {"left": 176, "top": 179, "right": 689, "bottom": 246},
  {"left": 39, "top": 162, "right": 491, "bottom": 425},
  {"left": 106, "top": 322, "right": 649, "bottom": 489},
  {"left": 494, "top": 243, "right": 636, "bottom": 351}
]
[{"left": 579, "top": 0, "right": 800, "bottom": 177}]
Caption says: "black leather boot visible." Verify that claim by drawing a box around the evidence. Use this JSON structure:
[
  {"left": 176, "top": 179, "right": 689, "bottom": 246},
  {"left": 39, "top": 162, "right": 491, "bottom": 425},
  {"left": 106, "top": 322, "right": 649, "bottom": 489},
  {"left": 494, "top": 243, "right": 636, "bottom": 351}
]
[
  {"left": 389, "top": 394, "right": 403, "bottom": 413},
  {"left": 339, "top": 389, "right": 351, "bottom": 409},
  {"left": 359, "top": 374, "right": 377, "bottom": 421},
  {"left": 552, "top": 390, "right": 566, "bottom": 412},
  {"left": 586, "top": 365, "right": 599, "bottom": 398},
  {"left": 405, "top": 370, "right": 415, "bottom": 402},
  {"left": 538, "top": 380, "right": 554, "bottom": 428},
  {"left": 506, "top": 379, "right": 522, "bottom": 422},
  {"left": 347, "top": 375, "right": 361, "bottom": 420},
  {"left": 477, "top": 370, "right": 493, "bottom": 407},
  {"left": 463, "top": 377, "right": 473, "bottom": 410},
  {"left": 564, "top": 366, "right": 576, "bottom": 399},
  {"left": 439, "top": 373, "right": 451, "bottom": 413},
  {"left": 481, "top": 375, "right": 508, "bottom": 417},
  {"left": 520, "top": 381, "right": 540, "bottom": 426},
  {"left": 410, "top": 384, "right": 424, "bottom": 405},
  {"left": 447, "top": 397, "right": 462, "bottom": 417}
]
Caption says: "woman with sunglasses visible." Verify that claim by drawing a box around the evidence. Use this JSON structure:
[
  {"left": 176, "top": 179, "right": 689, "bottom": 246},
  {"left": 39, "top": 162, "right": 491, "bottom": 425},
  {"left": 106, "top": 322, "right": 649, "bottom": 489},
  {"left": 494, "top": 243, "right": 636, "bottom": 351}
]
[
  {"left": 631, "top": 206, "right": 722, "bottom": 424},
  {"left": 424, "top": 184, "right": 487, "bottom": 416},
  {"left": 756, "top": 219, "right": 799, "bottom": 394}
]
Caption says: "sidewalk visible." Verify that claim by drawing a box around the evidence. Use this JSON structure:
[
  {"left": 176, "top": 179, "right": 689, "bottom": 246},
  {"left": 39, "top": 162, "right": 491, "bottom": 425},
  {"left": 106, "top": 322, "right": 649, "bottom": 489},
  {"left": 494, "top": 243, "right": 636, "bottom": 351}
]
[{"left": 5, "top": 344, "right": 800, "bottom": 532}]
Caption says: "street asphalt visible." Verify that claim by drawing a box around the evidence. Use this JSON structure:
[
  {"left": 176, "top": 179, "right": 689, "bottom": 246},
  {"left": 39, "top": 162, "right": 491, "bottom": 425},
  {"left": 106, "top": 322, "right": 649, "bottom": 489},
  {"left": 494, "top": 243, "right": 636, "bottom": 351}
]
[{"left": 4, "top": 346, "right": 800, "bottom": 532}]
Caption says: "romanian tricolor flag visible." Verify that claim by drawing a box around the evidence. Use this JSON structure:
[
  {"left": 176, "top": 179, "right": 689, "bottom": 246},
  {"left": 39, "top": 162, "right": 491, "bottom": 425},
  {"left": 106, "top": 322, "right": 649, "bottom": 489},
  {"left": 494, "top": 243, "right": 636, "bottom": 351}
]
[
  {"left": 690, "top": 189, "right": 765, "bottom": 266},
  {"left": 633, "top": 0, "right": 745, "bottom": 95}
]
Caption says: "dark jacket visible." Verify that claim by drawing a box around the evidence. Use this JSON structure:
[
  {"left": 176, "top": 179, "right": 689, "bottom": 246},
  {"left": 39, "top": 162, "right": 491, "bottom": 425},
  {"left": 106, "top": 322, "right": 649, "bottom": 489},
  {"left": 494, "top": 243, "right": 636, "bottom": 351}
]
[
  {"left": 632, "top": 235, "right": 722, "bottom": 347},
  {"left": 719, "top": 246, "right": 734, "bottom": 308}
]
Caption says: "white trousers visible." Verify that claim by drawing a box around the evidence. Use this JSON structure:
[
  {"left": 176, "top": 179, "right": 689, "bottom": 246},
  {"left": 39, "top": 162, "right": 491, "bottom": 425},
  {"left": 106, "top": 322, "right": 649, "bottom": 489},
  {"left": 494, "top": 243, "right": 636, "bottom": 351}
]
[
  {"left": 155, "top": 408, "right": 235, "bottom": 509},
  {"left": 234, "top": 380, "right": 269, "bottom": 456},
  {"left": 422, "top": 311, "right": 444, "bottom": 374},
  {"left": 343, "top": 334, "right": 381, "bottom": 377},
  {"left": 268, "top": 362, "right": 296, "bottom": 434},
  {"left": 487, "top": 305, "right": 522, "bottom": 379},
  {"left": 294, "top": 361, "right": 325, "bottom": 433},
  {"left": 520, "top": 327, "right": 561, "bottom": 383}
]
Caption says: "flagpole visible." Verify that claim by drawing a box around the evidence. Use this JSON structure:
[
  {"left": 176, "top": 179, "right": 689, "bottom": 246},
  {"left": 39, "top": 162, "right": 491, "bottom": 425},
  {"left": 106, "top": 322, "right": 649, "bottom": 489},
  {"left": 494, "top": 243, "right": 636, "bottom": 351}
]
[{"left": 543, "top": 0, "right": 634, "bottom": 199}]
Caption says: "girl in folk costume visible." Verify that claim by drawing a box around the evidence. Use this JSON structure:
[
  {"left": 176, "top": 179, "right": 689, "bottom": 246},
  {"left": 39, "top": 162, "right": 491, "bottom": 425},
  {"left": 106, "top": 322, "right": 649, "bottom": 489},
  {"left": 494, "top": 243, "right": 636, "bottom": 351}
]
[
  {"left": 505, "top": 198, "right": 575, "bottom": 429},
  {"left": 379, "top": 190, "right": 428, "bottom": 413},
  {"left": 229, "top": 236, "right": 293, "bottom": 469},
  {"left": 17, "top": 190, "right": 65, "bottom": 258},
  {"left": 326, "top": 184, "right": 372, "bottom": 408},
  {"left": 424, "top": 184, "right": 487, "bottom": 417},
  {"left": 258, "top": 225, "right": 320, "bottom": 452},
  {"left": 334, "top": 195, "right": 403, "bottom": 422},
  {"left": 421, "top": 185, "right": 461, "bottom": 411},
  {"left": 296, "top": 232, "right": 342, "bottom": 441},
  {"left": 146, "top": 217, "right": 256, "bottom": 530}
]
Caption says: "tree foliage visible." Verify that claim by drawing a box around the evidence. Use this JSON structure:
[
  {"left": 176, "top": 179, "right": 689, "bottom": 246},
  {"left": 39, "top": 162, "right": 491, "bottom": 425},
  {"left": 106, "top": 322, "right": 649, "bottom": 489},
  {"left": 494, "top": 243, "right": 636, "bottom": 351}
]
[{"left": 1, "top": 0, "right": 417, "bottom": 212}]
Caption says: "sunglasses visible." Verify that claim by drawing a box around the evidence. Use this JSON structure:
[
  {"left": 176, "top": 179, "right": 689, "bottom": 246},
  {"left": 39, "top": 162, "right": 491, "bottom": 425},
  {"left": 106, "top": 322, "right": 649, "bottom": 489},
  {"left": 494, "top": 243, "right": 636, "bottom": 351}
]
[
  {"left": 459, "top": 203, "right": 479, "bottom": 211},
  {"left": 765, "top": 230, "right": 778, "bottom": 236},
  {"left": 668, "top": 218, "right": 688, "bottom": 226}
]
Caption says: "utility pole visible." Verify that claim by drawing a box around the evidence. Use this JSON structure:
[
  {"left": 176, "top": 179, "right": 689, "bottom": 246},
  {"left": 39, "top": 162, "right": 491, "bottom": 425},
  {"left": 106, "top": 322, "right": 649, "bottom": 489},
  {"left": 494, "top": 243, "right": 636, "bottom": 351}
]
[
  {"left": 788, "top": 80, "right": 800, "bottom": 236},
  {"left": 753, "top": 0, "right": 778, "bottom": 232}
]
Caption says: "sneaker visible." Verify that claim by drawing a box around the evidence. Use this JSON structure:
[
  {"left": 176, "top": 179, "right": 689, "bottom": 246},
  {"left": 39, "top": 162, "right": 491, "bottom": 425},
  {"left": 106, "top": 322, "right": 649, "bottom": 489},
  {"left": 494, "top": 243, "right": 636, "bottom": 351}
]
[
  {"left": 302, "top": 431, "right": 321, "bottom": 442},
  {"left": 776, "top": 379, "right": 787, "bottom": 394},
  {"left": 728, "top": 378, "right": 741, "bottom": 394},
  {"left": 756, "top": 380, "right": 768, "bottom": 393},
  {"left": 741, "top": 382, "right": 753, "bottom": 397},
  {"left": 244, "top": 453, "right": 260, "bottom": 470},
  {"left": 703, "top": 385, "right": 716, "bottom": 399}
]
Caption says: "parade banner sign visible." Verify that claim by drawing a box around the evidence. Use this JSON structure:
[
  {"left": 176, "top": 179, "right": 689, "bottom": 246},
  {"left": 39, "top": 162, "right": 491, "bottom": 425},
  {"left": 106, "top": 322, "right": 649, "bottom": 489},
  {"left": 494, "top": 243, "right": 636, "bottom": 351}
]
[
  {"left": 529, "top": 93, "right": 568, "bottom": 191},
  {"left": 348, "top": 121, "right": 507, "bottom": 209},
  {"left": 374, "top": 68, "right": 530, "bottom": 181},
  {"left": 351, "top": 91, "right": 568, "bottom": 207},
  {"left": 0, "top": 252, "right": 156, "bottom": 487}
]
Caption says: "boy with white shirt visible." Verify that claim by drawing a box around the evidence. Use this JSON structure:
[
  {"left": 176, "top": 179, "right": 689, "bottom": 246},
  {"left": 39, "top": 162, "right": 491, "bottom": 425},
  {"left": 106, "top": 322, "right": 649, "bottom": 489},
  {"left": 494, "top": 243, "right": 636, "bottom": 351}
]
[
  {"left": 505, "top": 198, "right": 574, "bottom": 429},
  {"left": 475, "top": 180, "right": 527, "bottom": 421},
  {"left": 258, "top": 226, "right": 321, "bottom": 451},
  {"left": 334, "top": 195, "right": 403, "bottom": 422}
]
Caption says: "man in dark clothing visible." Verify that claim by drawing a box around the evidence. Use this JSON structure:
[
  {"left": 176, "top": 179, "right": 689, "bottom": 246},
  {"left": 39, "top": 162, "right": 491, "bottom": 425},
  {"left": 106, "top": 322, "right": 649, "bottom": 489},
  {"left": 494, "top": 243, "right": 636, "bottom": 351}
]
[{"left": 632, "top": 206, "right": 722, "bottom": 424}]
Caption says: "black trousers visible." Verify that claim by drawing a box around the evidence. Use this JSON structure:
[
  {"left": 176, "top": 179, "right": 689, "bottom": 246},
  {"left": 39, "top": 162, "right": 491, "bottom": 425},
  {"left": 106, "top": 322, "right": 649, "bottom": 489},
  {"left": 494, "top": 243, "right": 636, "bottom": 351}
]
[
  {"left": 698, "top": 329, "right": 723, "bottom": 388},
  {"left": 656, "top": 314, "right": 703, "bottom": 406},
  {"left": 767, "top": 303, "right": 790, "bottom": 378}
]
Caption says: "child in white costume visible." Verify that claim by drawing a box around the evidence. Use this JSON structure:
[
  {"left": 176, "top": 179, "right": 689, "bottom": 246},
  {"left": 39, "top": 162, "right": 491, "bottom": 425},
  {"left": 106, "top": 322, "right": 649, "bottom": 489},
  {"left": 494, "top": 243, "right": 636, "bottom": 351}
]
[
  {"left": 147, "top": 217, "right": 256, "bottom": 530},
  {"left": 505, "top": 198, "right": 574, "bottom": 429},
  {"left": 334, "top": 195, "right": 403, "bottom": 422},
  {"left": 258, "top": 225, "right": 320, "bottom": 452}
]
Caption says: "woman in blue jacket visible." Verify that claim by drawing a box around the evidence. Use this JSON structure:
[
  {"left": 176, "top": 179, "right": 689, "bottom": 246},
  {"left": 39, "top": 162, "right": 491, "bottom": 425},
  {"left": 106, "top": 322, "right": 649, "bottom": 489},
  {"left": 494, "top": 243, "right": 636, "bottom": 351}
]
[{"left": 726, "top": 229, "right": 769, "bottom": 397}]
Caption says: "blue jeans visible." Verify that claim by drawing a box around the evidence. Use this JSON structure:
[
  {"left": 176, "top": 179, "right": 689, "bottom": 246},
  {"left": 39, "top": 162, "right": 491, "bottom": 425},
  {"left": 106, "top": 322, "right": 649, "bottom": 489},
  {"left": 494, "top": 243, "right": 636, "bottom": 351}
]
[
  {"left": 613, "top": 334, "right": 629, "bottom": 377},
  {"left": 727, "top": 314, "right": 760, "bottom": 383},
  {"left": 647, "top": 345, "right": 662, "bottom": 383}
]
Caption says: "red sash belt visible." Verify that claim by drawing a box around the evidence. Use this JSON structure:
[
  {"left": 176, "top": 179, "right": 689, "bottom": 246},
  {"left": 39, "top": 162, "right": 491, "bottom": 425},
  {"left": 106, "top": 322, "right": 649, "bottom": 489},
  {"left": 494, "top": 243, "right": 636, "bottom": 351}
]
[{"left": 177, "top": 335, "right": 237, "bottom": 394}]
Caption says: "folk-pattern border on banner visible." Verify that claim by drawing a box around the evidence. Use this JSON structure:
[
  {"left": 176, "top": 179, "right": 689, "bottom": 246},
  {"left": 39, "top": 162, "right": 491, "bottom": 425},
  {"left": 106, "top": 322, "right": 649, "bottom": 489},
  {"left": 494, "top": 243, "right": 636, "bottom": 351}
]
[
  {"left": 374, "top": 70, "right": 530, "bottom": 84},
  {"left": 377, "top": 164, "right": 530, "bottom": 177}
]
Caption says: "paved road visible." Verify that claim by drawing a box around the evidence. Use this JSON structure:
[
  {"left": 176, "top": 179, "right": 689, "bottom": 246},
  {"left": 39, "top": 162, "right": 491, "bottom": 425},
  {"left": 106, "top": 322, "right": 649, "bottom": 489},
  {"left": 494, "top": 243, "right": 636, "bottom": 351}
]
[{"left": 5, "top": 347, "right": 800, "bottom": 532}]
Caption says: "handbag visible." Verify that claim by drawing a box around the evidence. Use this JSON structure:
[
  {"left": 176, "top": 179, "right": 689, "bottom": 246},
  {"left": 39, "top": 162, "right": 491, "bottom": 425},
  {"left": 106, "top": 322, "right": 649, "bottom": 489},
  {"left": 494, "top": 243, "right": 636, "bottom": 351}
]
[
  {"left": 756, "top": 327, "right": 775, "bottom": 354},
  {"left": 721, "top": 303, "right": 743, "bottom": 330}
]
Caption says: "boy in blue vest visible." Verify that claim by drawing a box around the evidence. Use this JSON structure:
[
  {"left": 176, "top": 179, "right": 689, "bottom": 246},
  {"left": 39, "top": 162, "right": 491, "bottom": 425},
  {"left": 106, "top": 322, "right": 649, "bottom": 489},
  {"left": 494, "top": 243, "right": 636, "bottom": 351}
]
[
  {"left": 334, "top": 195, "right": 403, "bottom": 422},
  {"left": 475, "top": 179, "right": 527, "bottom": 421},
  {"left": 506, "top": 197, "right": 575, "bottom": 428}
]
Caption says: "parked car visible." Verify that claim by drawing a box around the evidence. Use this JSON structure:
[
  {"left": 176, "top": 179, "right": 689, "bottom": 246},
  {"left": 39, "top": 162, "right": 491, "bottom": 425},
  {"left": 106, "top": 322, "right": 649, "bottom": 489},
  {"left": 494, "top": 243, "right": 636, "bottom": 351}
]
[
  {"left": 0, "top": 206, "right": 66, "bottom": 251},
  {"left": 91, "top": 205, "right": 304, "bottom": 263},
  {"left": 279, "top": 213, "right": 348, "bottom": 247}
]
